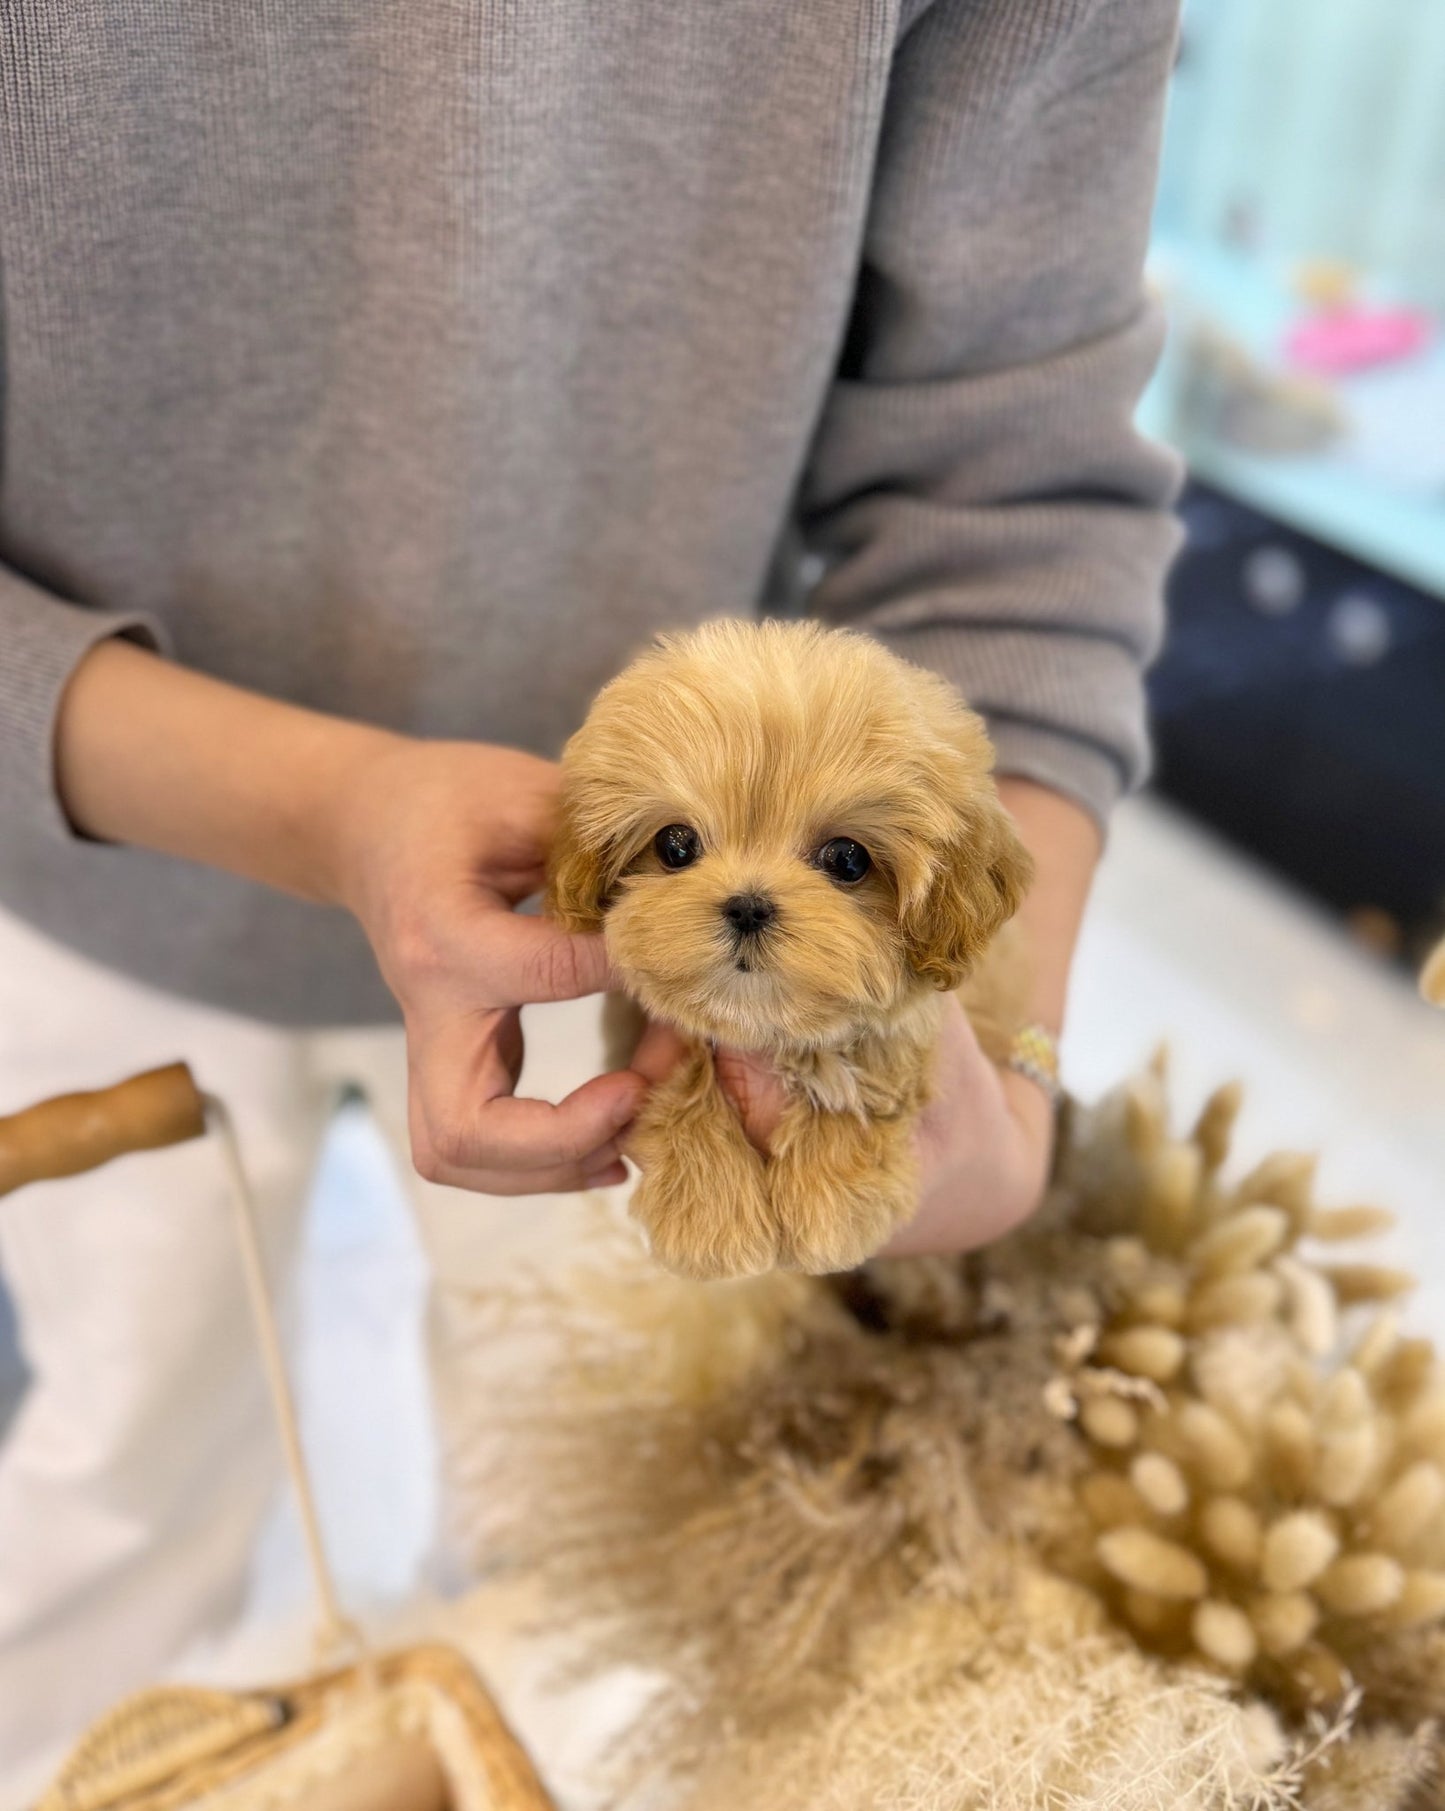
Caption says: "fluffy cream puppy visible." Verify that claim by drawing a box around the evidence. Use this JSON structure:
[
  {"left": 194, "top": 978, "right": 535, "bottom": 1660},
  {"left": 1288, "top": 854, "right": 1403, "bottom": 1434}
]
[{"left": 547, "top": 619, "right": 1032, "bottom": 1279}]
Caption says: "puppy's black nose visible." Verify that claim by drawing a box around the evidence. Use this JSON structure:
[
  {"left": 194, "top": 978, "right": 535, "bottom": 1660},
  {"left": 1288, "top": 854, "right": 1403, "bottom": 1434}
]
[{"left": 721, "top": 893, "right": 776, "bottom": 937}]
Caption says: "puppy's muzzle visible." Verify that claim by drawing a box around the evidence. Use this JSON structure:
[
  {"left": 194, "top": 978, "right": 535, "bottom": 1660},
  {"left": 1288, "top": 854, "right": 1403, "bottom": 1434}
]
[{"left": 721, "top": 893, "right": 776, "bottom": 941}]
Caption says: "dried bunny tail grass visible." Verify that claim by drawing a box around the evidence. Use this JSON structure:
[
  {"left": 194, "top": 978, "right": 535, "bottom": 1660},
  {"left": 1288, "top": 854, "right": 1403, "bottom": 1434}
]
[
  {"left": 1053, "top": 1071, "right": 1445, "bottom": 1721},
  {"left": 1192, "top": 1080, "right": 1245, "bottom": 1179},
  {"left": 1365, "top": 1463, "right": 1445, "bottom": 1556},
  {"left": 1098, "top": 1526, "right": 1209, "bottom": 1600},
  {"left": 1309, "top": 1206, "right": 1399, "bottom": 1244}
]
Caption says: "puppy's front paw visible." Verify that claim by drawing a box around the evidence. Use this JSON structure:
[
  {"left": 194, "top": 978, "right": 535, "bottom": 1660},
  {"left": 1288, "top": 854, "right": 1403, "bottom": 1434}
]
[
  {"left": 632, "top": 1168, "right": 776, "bottom": 1280},
  {"left": 628, "top": 1049, "right": 777, "bottom": 1280},
  {"left": 769, "top": 1112, "right": 918, "bottom": 1275}
]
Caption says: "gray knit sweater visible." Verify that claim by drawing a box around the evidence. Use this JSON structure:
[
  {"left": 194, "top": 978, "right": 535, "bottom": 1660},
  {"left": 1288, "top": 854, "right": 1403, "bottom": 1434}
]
[{"left": 0, "top": 0, "right": 1182, "bottom": 1026}]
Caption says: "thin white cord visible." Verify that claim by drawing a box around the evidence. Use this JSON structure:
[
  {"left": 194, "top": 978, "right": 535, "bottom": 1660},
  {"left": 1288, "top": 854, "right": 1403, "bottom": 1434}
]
[{"left": 205, "top": 1095, "right": 367, "bottom": 1668}]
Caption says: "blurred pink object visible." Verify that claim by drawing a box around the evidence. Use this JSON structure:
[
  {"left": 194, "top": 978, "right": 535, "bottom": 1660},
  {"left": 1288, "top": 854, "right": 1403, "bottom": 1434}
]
[{"left": 1286, "top": 307, "right": 1432, "bottom": 374}]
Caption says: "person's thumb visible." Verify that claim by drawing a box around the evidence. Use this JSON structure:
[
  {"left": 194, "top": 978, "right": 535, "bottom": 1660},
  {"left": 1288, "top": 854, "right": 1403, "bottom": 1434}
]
[
  {"left": 628, "top": 1018, "right": 690, "bottom": 1087},
  {"left": 490, "top": 911, "right": 613, "bottom": 1005},
  {"left": 714, "top": 1046, "right": 788, "bottom": 1155}
]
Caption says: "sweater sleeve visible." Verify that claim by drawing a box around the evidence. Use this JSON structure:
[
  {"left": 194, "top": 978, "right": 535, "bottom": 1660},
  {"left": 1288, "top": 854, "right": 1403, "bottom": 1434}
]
[
  {"left": 0, "top": 562, "right": 166, "bottom": 838},
  {"left": 799, "top": 0, "right": 1185, "bottom": 830}
]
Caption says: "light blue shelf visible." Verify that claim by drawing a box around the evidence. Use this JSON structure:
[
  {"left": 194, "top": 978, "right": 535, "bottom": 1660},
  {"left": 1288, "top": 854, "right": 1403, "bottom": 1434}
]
[
  {"left": 1145, "top": 0, "right": 1445, "bottom": 598},
  {"left": 1142, "top": 241, "right": 1445, "bottom": 601}
]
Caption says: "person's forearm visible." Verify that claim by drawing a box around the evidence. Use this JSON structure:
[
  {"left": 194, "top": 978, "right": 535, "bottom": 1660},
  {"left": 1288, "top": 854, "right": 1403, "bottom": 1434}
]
[
  {"left": 54, "top": 639, "right": 397, "bottom": 906},
  {"left": 994, "top": 776, "right": 1100, "bottom": 1035}
]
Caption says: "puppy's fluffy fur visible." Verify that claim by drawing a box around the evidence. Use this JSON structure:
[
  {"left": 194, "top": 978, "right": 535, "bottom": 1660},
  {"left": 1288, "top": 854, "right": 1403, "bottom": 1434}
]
[{"left": 547, "top": 619, "right": 1032, "bottom": 1278}]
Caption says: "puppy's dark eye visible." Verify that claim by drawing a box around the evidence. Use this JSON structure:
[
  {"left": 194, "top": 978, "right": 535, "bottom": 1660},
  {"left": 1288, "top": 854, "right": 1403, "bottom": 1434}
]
[
  {"left": 654, "top": 824, "right": 702, "bottom": 870},
  {"left": 817, "top": 837, "right": 872, "bottom": 885}
]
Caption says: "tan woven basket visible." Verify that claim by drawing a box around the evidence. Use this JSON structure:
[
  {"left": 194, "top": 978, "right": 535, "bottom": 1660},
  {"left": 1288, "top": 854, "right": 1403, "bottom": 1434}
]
[
  {"left": 34, "top": 1644, "right": 553, "bottom": 1811},
  {"left": 0, "top": 1066, "right": 556, "bottom": 1811}
]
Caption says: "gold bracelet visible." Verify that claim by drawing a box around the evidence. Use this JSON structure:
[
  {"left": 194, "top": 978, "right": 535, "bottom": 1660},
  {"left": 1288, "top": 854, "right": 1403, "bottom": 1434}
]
[{"left": 1006, "top": 1022, "right": 1064, "bottom": 1109}]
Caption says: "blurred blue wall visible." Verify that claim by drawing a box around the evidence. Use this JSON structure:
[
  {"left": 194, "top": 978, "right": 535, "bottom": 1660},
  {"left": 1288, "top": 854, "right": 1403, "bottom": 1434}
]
[{"left": 1157, "top": 0, "right": 1445, "bottom": 309}]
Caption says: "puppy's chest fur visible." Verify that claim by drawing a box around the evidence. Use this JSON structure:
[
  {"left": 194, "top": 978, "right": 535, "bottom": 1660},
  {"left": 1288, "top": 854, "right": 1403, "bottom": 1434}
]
[{"left": 776, "top": 993, "right": 945, "bottom": 1122}]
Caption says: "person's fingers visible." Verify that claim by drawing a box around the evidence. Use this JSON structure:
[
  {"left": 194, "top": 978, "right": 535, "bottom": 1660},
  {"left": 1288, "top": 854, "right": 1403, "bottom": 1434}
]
[
  {"left": 487, "top": 912, "right": 615, "bottom": 1005},
  {"left": 628, "top": 1020, "right": 788, "bottom": 1155},
  {"left": 416, "top": 1060, "right": 645, "bottom": 1177},
  {"left": 714, "top": 1046, "right": 789, "bottom": 1154},
  {"left": 488, "top": 861, "right": 550, "bottom": 909},
  {"left": 413, "top": 1144, "right": 630, "bottom": 1197},
  {"left": 458, "top": 1136, "right": 628, "bottom": 1195},
  {"left": 628, "top": 1018, "right": 690, "bottom": 1087}
]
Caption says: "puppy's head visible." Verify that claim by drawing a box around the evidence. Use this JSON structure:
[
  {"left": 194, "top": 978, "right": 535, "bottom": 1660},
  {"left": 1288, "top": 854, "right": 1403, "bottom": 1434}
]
[{"left": 548, "top": 620, "right": 1031, "bottom": 1051}]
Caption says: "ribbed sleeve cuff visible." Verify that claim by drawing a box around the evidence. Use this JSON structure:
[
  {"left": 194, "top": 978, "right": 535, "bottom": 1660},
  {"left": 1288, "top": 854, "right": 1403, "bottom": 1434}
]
[
  {"left": 0, "top": 565, "right": 168, "bottom": 839},
  {"left": 869, "top": 621, "right": 1148, "bottom": 834},
  {"left": 983, "top": 720, "right": 1129, "bottom": 834}
]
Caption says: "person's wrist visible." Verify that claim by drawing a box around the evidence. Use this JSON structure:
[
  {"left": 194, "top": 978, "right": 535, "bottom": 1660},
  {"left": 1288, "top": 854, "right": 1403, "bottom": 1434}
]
[
  {"left": 999, "top": 1063, "right": 1056, "bottom": 1148},
  {"left": 303, "top": 720, "right": 415, "bottom": 916},
  {"left": 994, "top": 776, "right": 1098, "bottom": 1037}
]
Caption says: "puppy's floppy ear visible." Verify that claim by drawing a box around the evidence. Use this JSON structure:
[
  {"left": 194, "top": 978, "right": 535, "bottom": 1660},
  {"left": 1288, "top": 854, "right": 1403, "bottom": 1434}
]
[
  {"left": 547, "top": 693, "right": 656, "bottom": 932},
  {"left": 900, "top": 783, "right": 1033, "bottom": 991},
  {"left": 545, "top": 794, "right": 613, "bottom": 933}
]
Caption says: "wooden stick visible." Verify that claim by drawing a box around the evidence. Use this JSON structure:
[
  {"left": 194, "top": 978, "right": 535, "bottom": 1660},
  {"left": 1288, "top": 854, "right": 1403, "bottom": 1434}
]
[{"left": 0, "top": 1064, "right": 207, "bottom": 1198}]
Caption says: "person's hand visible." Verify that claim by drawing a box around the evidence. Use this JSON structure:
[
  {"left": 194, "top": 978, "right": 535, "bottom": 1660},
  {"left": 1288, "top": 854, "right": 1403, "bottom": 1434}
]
[
  {"left": 331, "top": 738, "right": 645, "bottom": 1195},
  {"left": 53, "top": 644, "right": 643, "bottom": 1196},
  {"left": 630, "top": 994, "right": 1053, "bottom": 1256}
]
